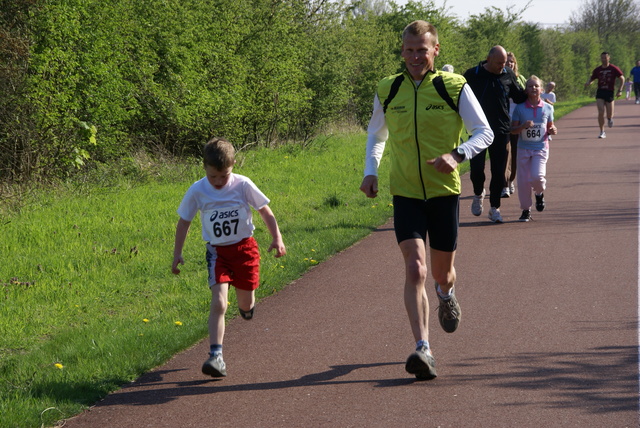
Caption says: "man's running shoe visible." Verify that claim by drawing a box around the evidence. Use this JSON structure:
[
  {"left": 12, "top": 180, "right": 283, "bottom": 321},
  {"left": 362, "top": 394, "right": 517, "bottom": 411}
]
[
  {"left": 608, "top": 118, "right": 614, "bottom": 128},
  {"left": 519, "top": 210, "right": 532, "bottom": 222},
  {"left": 405, "top": 345, "right": 437, "bottom": 380},
  {"left": 488, "top": 207, "right": 503, "bottom": 223},
  {"left": 434, "top": 282, "right": 461, "bottom": 333},
  {"left": 598, "top": 131, "right": 606, "bottom": 139},
  {"left": 509, "top": 182, "right": 515, "bottom": 194},
  {"left": 501, "top": 187, "right": 510, "bottom": 198},
  {"left": 535, "top": 193, "right": 545, "bottom": 212},
  {"left": 202, "top": 353, "right": 227, "bottom": 377},
  {"left": 471, "top": 189, "right": 485, "bottom": 216}
]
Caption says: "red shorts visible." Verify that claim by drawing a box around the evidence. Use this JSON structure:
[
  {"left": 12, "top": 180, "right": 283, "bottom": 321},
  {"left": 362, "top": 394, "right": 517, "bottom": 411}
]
[{"left": 206, "top": 237, "right": 260, "bottom": 291}]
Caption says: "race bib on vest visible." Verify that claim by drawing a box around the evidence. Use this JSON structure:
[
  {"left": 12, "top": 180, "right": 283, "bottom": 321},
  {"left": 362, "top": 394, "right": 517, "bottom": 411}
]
[
  {"left": 203, "top": 204, "right": 252, "bottom": 245},
  {"left": 520, "top": 124, "right": 544, "bottom": 143}
]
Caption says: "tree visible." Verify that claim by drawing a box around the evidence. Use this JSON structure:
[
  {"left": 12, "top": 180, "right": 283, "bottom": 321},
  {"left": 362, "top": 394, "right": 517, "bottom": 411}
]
[
  {"left": 537, "top": 30, "right": 576, "bottom": 98},
  {"left": 459, "top": 6, "right": 528, "bottom": 68},
  {"left": 570, "top": 0, "right": 640, "bottom": 73},
  {"left": 514, "top": 22, "right": 543, "bottom": 78},
  {"left": 562, "top": 30, "right": 602, "bottom": 96},
  {"left": 0, "top": 0, "right": 35, "bottom": 180},
  {"left": 348, "top": 0, "right": 390, "bottom": 17},
  {"left": 570, "top": 0, "right": 640, "bottom": 44}
]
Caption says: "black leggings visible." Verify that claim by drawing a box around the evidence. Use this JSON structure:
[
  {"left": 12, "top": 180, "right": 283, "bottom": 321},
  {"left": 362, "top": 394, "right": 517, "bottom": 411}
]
[{"left": 469, "top": 132, "right": 509, "bottom": 209}]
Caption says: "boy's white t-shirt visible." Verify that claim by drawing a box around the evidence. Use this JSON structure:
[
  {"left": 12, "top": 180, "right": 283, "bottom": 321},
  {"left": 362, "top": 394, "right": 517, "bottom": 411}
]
[{"left": 177, "top": 173, "right": 270, "bottom": 246}]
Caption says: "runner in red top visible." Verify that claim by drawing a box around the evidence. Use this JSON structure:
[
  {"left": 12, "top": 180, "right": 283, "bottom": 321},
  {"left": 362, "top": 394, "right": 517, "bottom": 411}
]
[{"left": 584, "top": 52, "right": 625, "bottom": 139}]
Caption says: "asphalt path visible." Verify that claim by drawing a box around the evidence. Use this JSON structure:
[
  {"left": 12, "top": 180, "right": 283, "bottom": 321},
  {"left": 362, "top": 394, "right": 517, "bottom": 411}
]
[{"left": 64, "top": 100, "right": 640, "bottom": 427}]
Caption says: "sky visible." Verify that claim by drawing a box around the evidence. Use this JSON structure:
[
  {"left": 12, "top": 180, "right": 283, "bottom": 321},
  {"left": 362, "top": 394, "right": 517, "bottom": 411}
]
[{"left": 398, "top": 0, "right": 586, "bottom": 27}]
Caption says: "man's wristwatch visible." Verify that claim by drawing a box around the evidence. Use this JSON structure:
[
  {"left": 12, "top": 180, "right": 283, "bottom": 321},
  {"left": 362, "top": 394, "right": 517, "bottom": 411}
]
[{"left": 451, "top": 146, "right": 465, "bottom": 163}]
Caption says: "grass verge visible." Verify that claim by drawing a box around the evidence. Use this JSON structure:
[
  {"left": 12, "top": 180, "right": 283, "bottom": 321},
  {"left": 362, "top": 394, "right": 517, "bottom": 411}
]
[{"left": 1, "top": 132, "right": 394, "bottom": 428}]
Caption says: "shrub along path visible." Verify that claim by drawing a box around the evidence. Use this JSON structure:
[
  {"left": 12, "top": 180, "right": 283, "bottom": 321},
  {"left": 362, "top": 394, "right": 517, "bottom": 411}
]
[{"left": 64, "top": 101, "right": 639, "bottom": 427}]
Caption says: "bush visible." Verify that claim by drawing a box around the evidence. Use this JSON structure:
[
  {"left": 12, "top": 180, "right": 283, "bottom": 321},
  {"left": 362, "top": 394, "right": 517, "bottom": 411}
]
[{"left": 0, "top": 0, "right": 636, "bottom": 184}]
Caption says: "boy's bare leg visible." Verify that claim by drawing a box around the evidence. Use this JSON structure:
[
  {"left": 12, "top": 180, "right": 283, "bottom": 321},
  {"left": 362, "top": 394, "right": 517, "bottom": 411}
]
[
  {"left": 203, "top": 282, "right": 229, "bottom": 377},
  {"left": 236, "top": 288, "right": 256, "bottom": 320},
  {"left": 209, "top": 282, "right": 229, "bottom": 345},
  {"left": 236, "top": 288, "right": 255, "bottom": 313}
]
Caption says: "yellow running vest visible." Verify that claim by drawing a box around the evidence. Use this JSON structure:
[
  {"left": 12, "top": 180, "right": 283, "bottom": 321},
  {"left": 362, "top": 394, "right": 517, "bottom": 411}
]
[{"left": 378, "top": 70, "right": 465, "bottom": 200}]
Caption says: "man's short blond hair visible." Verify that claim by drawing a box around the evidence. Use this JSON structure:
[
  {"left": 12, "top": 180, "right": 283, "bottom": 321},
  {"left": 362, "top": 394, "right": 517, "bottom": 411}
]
[{"left": 402, "top": 20, "right": 438, "bottom": 44}]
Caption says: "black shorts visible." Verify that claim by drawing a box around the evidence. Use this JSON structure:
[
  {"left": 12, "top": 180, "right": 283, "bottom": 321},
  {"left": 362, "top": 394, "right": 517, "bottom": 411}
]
[
  {"left": 393, "top": 194, "right": 459, "bottom": 252},
  {"left": 596, "top": 88, "right": 614, "bottom": 103}
]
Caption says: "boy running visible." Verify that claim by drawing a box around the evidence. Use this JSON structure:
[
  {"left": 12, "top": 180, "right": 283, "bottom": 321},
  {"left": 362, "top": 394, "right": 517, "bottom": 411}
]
[{"left": 172, "top": 137, "right": 286, "bottom": 377}]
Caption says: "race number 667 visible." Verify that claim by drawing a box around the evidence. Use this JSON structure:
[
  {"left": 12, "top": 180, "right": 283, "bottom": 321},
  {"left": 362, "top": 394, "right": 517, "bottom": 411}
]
[{"left": 212, "top": 219, "right": 239, "bottom": 238}]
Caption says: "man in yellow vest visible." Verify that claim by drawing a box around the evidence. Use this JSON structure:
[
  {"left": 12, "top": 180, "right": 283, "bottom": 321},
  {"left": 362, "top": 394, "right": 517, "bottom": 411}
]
[{"left": 360, "top": 20, "right": 493, "bottom": 380}]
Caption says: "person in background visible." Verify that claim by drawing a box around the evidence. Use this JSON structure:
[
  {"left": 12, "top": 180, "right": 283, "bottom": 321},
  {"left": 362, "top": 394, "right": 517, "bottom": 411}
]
[
  {"left": 511, "top": 75, "right": 557, "bottom": 222},
  {"left": 624, "top": 79, "right": 632, "bottom": 100},
  {"left": 463, "top": 46, "right": 527, "bottom": 223},
  {"left": 629, "top": 60, "right": 640, "bottom": 104},
  {"left": 540, "top": 81, "right": 557, "bottom": 142},
  {"left": 360, "top": 20, "right": 492, "bottom": 380},
  {"left": 541, "top": 81, "right": 556, "bottom": 105},
  {"left": 502, "top": 52, "right": 527, "bottom": 199},
  {"left": 584, "top": 52, "right": 625, "bottom": 139}
]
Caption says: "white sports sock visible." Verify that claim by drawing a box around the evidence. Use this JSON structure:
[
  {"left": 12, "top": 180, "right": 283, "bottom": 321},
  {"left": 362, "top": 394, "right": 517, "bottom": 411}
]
[
  {"left": 436, "top": 284, "right": 453, "bottom": 300},
  {"left": 416, "top": 340, "right": 430, "bottom": 350}
]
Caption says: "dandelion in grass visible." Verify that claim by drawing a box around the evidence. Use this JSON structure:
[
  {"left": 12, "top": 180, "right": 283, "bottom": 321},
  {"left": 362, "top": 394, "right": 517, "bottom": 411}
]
[
  {"left": 54, "top": 363, "right": 64, "bottom": 370},
  {"left": 142, "top": 318, "right": 149, "bottom": 323},
  {"left": 174, "top": 321, "right": 183, "bottom": 326},
  {"left": 310, "top": 259, "right": 318, "bottom": 265}
]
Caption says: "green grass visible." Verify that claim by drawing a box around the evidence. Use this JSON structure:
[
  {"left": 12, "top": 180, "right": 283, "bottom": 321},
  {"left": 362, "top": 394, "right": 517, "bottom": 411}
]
[
  {"left": 0, "top": 97, "right": 590, "bottom": 428},
  {"left": 0, "top": 132, "right": 394, "bottom": 428},
  {"left": 551, "top": 96, "right": 594, "bottom": 119}
]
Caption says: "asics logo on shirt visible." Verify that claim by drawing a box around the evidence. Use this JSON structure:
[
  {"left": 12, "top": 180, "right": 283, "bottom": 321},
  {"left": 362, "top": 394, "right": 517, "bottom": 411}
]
[
  {"left": 209, "top": 209, "right": 239, "bottom": 222},
  {"left": 425, "top": 104, "right": 445, "bottom": 111}
]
